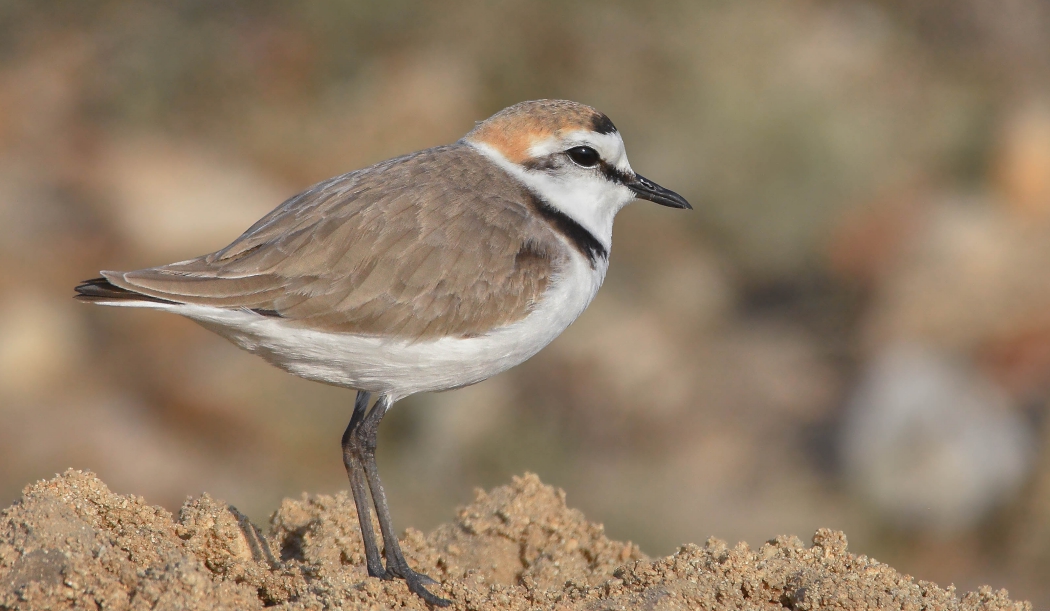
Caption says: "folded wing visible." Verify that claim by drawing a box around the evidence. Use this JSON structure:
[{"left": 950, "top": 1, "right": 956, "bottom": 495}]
[{"left": 79, "top": 144, "right": 562, "bottom": 341}]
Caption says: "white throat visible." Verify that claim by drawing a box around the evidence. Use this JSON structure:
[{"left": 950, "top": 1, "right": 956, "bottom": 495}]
[{"left": 467, "top": 141, "right": 634, "bottom": 250}]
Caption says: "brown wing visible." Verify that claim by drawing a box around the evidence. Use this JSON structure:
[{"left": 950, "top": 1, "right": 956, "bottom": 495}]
[{"left": 103, "top": 144, "right": 563, "bottom": 340}]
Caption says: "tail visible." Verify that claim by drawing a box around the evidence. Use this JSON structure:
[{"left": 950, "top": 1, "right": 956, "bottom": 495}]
[{"left": 74, "top": 276, "right": 177, "bottom": 305}]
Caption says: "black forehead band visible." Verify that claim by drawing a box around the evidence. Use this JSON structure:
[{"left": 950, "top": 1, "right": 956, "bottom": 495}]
[{"left": 590, "top": 113, "right": 617, "bottom": 135}]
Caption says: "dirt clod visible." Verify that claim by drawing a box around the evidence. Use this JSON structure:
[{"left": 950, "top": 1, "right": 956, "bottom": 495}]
[{"left": 0, "top": 470, "right": 1032, "bottom": 610}]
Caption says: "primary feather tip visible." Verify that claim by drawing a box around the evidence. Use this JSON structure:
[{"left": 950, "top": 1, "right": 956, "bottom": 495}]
[{"left": 74, "top": 276, "right": 173, "bottom": 304}]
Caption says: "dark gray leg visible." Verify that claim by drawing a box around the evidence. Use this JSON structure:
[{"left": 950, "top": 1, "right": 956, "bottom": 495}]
[
  {"left": 343, "top": 392, "right": 450, "bottom": 607},
  {"left": 341, "top": 391, "right": 384, "bottom": 577}
]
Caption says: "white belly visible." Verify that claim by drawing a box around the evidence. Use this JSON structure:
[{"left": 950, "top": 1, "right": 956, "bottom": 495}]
[{"left": 162, "top": 252, "right": 605, "bottom": 400}]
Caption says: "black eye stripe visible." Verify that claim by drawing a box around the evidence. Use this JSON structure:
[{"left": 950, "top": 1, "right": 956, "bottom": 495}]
[
  {"left": 521, "top": 156, "right": 559, "bottom": 172},
  {"left": 598, "top": 160, "right": 631, "bottom": 185},
  {"left": 522, "top": 149, "right": 632, "bottom": 186}
]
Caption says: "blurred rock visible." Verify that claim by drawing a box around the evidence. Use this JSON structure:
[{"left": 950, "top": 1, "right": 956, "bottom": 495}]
[
  {"left": 242, "top": 51, "right": 480, "bottom": 182},
  {"left": 827, "top": 183, "right": 929, "bottom": 287},
  {"left": 994, "top": 101, "right": 1050, "bottom": 220},
  {"left": 551, "top": 300, "right": 693, "bottom": 422},
  {"left": 841, "top": 342, "right": 1035, "bottom": 533},
  {"left": 0, "top": 293, "right": 84, "bottom": 400},
  {"left": 0, "top": 392, "right": 274, "bottom": 512},
  {"left": 863, "top": 198, "right": 1050, "bottom": 354},
  {"left": 93, "top": 135, "right": 292, "bottom": 261},
  {"left": 412, "top": 378, "right": 516, "bottom": 478},
  {"left": 1009, "top": 418, "right": 1050, "bottom": 569}
]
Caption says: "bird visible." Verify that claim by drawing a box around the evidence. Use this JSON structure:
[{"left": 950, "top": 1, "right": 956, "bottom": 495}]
[{"left": 74, "top": 99, "right": 691, "bottom": 606}]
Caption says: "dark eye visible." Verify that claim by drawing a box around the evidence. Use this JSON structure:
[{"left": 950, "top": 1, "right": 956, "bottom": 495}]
[{"left": 566, "top": 146, "right": 600, "bottom": 168}]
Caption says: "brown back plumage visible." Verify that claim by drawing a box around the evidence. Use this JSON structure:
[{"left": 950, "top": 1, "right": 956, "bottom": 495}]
[{"left": 91, "top": 143, "right": 567, "bottom": 340}]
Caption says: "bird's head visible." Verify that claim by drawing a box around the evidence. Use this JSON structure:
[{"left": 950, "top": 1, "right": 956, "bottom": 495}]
[{"left": 465, "top": 100, "right": 690, "bottom": 245}]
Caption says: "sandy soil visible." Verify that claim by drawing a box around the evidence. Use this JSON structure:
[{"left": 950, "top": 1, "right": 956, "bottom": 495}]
[{"left": 0, "top": 471, "right": 1030, "bottom": 610}]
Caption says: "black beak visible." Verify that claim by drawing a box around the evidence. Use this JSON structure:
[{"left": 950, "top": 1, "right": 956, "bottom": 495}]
[{"left": 626, "top": 173, "right": 692, "bottom": 210}]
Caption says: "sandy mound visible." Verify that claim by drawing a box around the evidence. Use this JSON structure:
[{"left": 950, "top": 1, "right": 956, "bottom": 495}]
[{"left": 0, "top": 470, "right": 1030, "bottom": 610}]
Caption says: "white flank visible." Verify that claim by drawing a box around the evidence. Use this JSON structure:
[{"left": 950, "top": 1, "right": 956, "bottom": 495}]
[{"left": 95, "top": 250, "right": 607, "bottom": 401}]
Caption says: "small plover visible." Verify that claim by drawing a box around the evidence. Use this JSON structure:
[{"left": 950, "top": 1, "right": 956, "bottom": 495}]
[{"left": 76, "top": 99, "right": 691, "bottom": 605}]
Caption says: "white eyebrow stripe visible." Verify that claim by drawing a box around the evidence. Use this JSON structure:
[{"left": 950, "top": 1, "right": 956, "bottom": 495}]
[{"left": 526, "top": 131, "right": 632, "bottom": 172}]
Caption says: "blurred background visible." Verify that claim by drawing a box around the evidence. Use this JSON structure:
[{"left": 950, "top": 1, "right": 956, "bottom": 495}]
[{"left": 1, "top": 0, "right": 1049, "bottom": 604}]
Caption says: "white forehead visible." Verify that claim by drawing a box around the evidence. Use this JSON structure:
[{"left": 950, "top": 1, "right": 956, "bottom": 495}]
[{"left": 527, "top": 130, "right": 632, "bottom": 171}]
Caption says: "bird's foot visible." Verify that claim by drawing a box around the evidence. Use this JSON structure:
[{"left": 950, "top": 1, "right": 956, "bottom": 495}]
[{"left": 380, "top": 560, "right": 449, "bottom": 607}]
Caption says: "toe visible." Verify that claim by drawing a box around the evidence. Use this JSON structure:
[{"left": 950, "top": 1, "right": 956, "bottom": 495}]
[{"left": 405, "top": 576, "right": 450, "bottom": 607}]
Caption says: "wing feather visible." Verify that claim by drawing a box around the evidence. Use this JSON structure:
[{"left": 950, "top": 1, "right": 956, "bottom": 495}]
[{"left": 105, "top": 144, "right": 563, "bottom": 340}]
